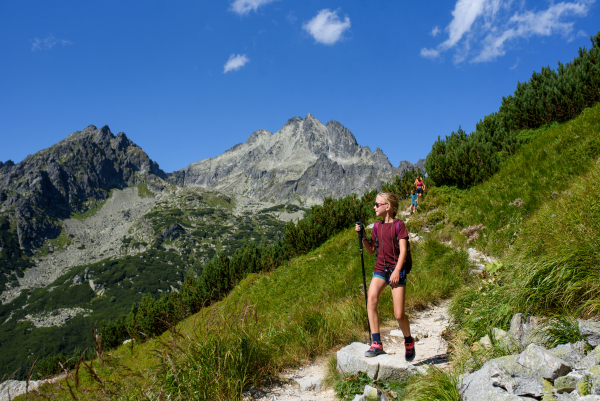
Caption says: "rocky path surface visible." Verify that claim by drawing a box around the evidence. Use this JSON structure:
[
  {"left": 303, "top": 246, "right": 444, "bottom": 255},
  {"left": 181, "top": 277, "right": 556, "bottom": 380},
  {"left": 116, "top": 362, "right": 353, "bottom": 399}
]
[
  {"left": 244, "top": 301, "right": 452, "bottom": 401},
  {"left": 1, "top": 187, "right": 157, "bottom": 304}
]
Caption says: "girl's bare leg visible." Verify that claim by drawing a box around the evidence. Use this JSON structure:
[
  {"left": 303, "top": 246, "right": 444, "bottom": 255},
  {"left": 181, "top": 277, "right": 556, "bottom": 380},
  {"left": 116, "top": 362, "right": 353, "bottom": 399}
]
[
  {"left": 367, "top": 277, "right": 387, "bottom": 336},
  {"left": 391, "top": 285, "right": 411, "bottom": 337}
]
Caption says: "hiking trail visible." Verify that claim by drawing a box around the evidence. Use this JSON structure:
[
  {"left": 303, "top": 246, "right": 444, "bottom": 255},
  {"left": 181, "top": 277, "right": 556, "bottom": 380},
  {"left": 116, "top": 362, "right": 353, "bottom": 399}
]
[{"left": 243, "top": 300, "right": 451, "bottom": 401}]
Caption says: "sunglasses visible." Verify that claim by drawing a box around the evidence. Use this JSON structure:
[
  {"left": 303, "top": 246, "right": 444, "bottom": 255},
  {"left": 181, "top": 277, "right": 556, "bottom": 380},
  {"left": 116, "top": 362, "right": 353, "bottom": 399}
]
[{"left": 374, "top": 202, "right": 388, "bottom": 208}]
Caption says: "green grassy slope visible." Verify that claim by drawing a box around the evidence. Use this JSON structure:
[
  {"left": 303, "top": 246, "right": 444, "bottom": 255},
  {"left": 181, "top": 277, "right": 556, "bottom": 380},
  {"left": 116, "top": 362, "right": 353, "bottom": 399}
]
[
  {"left": 450, "top": 155, "right": 600, "bottom": 340},
  {"left": 410, "top": 103, "right": 600, "bottom": 341},
  {"left": 25, "top": 223, "right": 472, "bottom": 400},
  {"left": 413, "top": 103, "right": 600, "bottom": 257}
]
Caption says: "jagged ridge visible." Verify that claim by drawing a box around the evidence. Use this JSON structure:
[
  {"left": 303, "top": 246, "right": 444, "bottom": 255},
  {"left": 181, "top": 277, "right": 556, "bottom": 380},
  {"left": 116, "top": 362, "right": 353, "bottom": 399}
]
[
  {"left": 169, "top": 113, "right": 424, "bottom": 204},
  {"left": 0, "top": 125, "right": 166, "bottom": 249}
]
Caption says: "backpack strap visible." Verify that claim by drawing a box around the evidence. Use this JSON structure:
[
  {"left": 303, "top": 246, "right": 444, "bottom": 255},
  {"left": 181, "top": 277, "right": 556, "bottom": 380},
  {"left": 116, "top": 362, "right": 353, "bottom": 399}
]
[{"left": 373, "top": 221, "right": 380, "bottom": 260}]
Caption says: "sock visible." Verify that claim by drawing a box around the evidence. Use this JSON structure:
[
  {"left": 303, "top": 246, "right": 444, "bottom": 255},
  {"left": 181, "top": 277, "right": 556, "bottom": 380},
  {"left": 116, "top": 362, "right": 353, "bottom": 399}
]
[
  {"left": 404, "top": 336, "right": 413, "bottom": 343},
  {"left": 372, "top": 333, "right": 381, "bottom": 344}
]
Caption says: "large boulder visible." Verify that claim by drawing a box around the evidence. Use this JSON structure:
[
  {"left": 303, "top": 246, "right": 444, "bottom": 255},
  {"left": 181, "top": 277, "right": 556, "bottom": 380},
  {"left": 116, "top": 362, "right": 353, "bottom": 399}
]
[
  {"left": 517, "top": 344, "right": 572, "bottom": 380},
  {"left": 489, "top": 355, "right": 545, "bottom": 397},
  {"left": 460, "top": 362, "right": 523, "bottom": 401},
  {"left": 336, "top": 342, "right": 416, "bottom": 381}
]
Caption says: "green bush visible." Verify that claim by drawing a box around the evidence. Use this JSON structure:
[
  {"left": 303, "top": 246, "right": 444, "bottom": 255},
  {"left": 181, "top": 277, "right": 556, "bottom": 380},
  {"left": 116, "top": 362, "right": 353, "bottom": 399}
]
[{"left": 425, "top": 31, "right": 600, "bottom": 188}]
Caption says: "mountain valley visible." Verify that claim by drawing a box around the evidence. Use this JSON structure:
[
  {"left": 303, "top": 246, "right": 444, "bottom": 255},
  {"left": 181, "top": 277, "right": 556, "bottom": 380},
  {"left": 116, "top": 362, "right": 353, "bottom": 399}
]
[{"left": 0, "top": 115, "right": 423, "bottom": 379}]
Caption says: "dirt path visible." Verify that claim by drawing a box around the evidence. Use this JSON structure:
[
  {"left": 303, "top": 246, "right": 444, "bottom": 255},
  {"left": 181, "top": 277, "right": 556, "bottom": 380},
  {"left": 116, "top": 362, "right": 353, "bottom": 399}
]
[{"left": 244, "top": 300, "right": 451, "bottom": 401}]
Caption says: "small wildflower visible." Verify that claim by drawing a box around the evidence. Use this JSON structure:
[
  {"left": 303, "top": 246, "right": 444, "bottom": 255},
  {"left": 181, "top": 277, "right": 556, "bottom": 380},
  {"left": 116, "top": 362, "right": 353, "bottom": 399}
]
[
  {"left": 460, "top": 224, "right": 486, "bottom": 243},
  {"left": 509, "top": 198, "right": 524, "bottom": 207}
]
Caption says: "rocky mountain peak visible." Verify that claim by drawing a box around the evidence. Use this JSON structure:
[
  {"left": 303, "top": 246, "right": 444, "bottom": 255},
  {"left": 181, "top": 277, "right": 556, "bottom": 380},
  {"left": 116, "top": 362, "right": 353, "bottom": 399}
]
[
  {"left": 169, "top": 114, "right": 425, "bottom": 205},
  {"left": 284, "top": 116, "right": 303, "bottom": 127},
  {"left": 0, "top": 126, "right": 166, "bottom": 249},
  {"left": 245, "top": 129, "right": 272, "bottom": 146}
]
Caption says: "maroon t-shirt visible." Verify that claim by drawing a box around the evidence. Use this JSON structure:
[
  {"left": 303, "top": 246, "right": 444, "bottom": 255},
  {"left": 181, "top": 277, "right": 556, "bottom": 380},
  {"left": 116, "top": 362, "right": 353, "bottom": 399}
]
[{"left": 374, "top": 220, "right": 410, "bottom": 274}]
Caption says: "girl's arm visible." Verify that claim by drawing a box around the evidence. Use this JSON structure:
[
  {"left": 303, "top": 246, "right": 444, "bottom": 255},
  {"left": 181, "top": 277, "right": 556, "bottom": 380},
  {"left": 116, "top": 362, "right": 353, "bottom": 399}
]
[
  {"left": 396, "top": 238, "right": 408, "bottom": 271},
  {"left": 389, "top": 238, "right": 408, "bottom": 286}
]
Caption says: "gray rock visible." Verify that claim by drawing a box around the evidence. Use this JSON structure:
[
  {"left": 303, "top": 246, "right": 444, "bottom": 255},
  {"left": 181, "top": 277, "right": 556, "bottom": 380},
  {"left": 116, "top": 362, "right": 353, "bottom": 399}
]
[
  {"left": 460, "top": 362, "right": 522, "bottom": 401},
  {"left": 0, "top": 378, "right": 52, "bottom": 401},
  {"left": 293, "top": 376, "right": 322, "bottom": 391},
  {"left": 336, "top": 342, "right": 416, "bottom": 381},
  {"left": 517, "top": 344, "right": 572, "bottom": 380},
  {"left": 586, "top": 365, "right": 600, "bottom": 395},
  {"left": 508, "top": 313, "right": 548, "bottom": 350},
  {"left": 580, "top": 321, "right": 600, "bottom": 347},
  {"left": 480, "top": 334, "right": 493, "bottom": 349},
  {"left": 549, "top": 343, "right": 587, "bottom": 368},
  {"left": 352, "top": 395, "right": 366, "bottom": 401},
  {"left": 580, "top": 346, "right": 600, "bottom": 369},
  {"left": 556, "top": 375, "right": 579, "bottom": 394},
  {"left": 577, "top": 396, "right": 600, "bottom": 400},
  {"left": 509, "top": 313, "right": 527, "bottom": 345},
  {"left": 556, "top": 392, "right": 578, "bottom": 401},
  {"left": 488, "top": 355, "right": 545, "bottom": 397},
  {"left": 161, "top": 224, "right": 184, "bottom": 242},
  {"left": 363, "top": 384, "right": 378, "bottom": 398}
]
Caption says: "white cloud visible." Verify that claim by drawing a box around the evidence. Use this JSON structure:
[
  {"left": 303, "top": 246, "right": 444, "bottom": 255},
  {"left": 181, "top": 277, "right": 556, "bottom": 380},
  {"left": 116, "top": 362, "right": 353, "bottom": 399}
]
[
  {"left": 230, "top": 0, "right": 278, "bottom": 16},
  {"left": 223, "top": 54, "right": 250, "bottom": 73},
  {"left": 421, "top": 48, "right": 441, "bottom": 59},
  {"left": 421, "top": 0, "right": 593, "bottom": 64},
  {"left": 510, "top": 56, "right": 520, "bottom": 69},
  {"left": 439, "top": 0, "right": 487, "bottom": 50},
  {"left": 430, "top": 26, "right": 441, "bottom": 37},
  {"left": 303, "top": 9, "right": 351, "bottom": 45},
  {"left": 31, "top": 35, "right": 73, "bottom": 51}
]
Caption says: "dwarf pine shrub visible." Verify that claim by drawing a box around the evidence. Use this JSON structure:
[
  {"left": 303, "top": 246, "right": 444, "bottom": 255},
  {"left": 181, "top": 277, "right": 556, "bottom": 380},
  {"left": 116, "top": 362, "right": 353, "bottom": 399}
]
[{"left": 426, "top": 31, "right": 600, "bottom": 188}]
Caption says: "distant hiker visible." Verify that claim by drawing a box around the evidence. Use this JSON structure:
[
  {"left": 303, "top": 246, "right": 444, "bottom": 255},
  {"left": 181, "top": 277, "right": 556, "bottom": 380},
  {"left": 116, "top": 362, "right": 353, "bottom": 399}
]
[
  {"left": 414, "top": 176, "right": 425, "bottom": 202},
  {"left": 409, "top": 190, "right": 418, "bottom": 214},
  {"left": 354, "top": 192, "right": 415, "bottom": 361}
]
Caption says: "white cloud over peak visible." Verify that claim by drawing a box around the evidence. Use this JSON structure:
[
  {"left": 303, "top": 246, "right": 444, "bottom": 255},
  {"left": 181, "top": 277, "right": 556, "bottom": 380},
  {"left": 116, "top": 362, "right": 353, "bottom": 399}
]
[
  {"left": 303, "top": 9, "right": 351, "bottom": 45},
  {"left": 31, "top": 35, "right": 73, "bottom": 51},
  {"left": 421, "top": 0, "right": 594, "bottom": 64},
  {"left": 230, "top": 0, "right": 278, "bottom": 16},
  {"left": 223, "top": 54, "right": 250, "bottom": 73}
]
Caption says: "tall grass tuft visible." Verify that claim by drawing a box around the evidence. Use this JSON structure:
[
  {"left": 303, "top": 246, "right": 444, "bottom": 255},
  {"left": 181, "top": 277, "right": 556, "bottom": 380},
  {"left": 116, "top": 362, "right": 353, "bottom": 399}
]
[
  {"left": 538, "top": 315, "right": 590, "bottom": 349},
  {"left": 403, "top": 366, "right": 461, "bottom": 401},
  {"left": 451, "top": 156, "right": 600, "bottom": 340}
]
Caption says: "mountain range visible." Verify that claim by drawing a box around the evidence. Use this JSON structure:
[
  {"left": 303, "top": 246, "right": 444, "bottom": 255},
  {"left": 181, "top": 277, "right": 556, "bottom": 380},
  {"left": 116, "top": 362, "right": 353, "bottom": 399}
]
[
  {"left": 170, "top": 113, "right": 423, "bottom": 205},
  {"left": 0, "top": 114, "right": 424, "bottom": 378}
]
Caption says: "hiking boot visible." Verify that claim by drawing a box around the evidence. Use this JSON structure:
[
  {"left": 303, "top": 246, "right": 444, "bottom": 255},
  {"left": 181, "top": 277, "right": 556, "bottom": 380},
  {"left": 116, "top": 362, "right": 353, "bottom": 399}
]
[
  {"left": 365, "top": 341, "right": 385, "bottom": 357},
  {"left": 405, "top": 338, "right": 416, "bottom": 362}
]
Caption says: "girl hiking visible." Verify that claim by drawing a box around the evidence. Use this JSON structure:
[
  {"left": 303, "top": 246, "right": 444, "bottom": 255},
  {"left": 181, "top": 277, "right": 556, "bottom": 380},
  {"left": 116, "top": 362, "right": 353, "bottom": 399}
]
[
  {"left": 354, "top": 192, "right": 415, "bottom": 361},
  {"left": 414, "top": 176, "right": 425, "bottom": 202}
]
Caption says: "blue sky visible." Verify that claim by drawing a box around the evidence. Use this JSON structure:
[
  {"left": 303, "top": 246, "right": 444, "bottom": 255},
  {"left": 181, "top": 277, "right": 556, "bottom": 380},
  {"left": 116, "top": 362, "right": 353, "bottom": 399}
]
[{"left": 1, "top": 0, "right": 597, "bottom": 173}]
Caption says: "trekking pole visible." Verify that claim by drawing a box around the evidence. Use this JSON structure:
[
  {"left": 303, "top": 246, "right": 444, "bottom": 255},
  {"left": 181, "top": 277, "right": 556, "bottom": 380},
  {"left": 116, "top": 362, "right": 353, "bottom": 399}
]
[{"left": 356, "top": 221, "right": 372, "bottom": 344}]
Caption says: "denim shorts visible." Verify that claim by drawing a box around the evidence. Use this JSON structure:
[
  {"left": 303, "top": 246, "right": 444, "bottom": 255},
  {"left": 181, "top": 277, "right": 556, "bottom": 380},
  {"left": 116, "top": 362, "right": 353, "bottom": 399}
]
[{"left": 373, "top": 271, "right": 407, "bottom": 287}]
